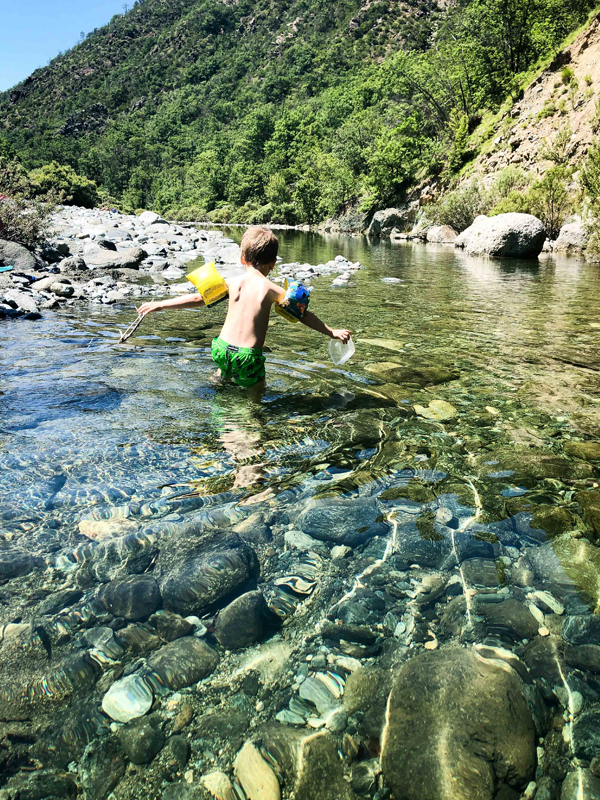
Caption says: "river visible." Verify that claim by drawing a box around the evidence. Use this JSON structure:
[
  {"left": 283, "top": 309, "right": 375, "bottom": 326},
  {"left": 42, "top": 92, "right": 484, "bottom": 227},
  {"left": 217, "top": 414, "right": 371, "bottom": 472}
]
[{"left": 1, "top": 230, "right": 600, "bottom": 799}]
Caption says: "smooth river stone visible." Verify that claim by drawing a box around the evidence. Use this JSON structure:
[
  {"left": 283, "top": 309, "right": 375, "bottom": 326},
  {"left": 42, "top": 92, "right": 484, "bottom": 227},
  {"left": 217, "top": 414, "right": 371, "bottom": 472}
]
[
  {"left": 234, "top": 741, "right": 280, "bottom": 800},
  {"left": 147, "top": 636, "right": 219, "bottom": 690},
  {"left": 79, "top": 517, "right": 139, "bottom": 541},
  {"left": 381, "top": 648, "right": 535, "bottom": 800},
  {"left": 159, "top": 535, "right": 257, "bottom": 616},
  {"left": 102, "top": 674, "right": 153, "bottom": 723},
  {"left": 298, "top": 496, "right": 387, "bottom": 547},
  {"left": 214, "top": 591, "right": 266, "bottom": 650},
  {"left": 98, "top": 574, "right": 161, "bottom": 621}
]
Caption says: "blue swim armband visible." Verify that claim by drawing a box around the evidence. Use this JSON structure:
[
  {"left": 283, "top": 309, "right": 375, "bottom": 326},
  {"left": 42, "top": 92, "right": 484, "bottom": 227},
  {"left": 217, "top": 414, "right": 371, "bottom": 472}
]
[{"left": 275, "top": 280, "right": 311, "bottom": 323}]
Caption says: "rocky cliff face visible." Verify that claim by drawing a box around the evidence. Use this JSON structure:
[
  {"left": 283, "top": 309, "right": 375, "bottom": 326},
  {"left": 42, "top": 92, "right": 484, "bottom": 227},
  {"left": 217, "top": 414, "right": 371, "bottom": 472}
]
[{"left": 474, "top": 12, "right": 600, "bottom": 183}]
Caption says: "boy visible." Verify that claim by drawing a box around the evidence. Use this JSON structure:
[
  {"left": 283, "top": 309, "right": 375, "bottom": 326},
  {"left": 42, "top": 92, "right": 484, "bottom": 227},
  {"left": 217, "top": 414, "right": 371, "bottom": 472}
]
[{"left": 138, "top": 227, "right": 351, "bottom": 390}]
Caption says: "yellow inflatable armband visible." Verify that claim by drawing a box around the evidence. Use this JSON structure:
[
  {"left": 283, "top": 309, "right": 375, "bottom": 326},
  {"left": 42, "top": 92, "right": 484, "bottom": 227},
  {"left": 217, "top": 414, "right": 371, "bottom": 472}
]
[{"left": 186, "top": 262, "right": 229, "bottom": 307}]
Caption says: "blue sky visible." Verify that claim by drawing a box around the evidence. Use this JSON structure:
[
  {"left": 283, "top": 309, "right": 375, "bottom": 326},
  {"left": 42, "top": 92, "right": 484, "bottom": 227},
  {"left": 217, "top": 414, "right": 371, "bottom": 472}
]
[{"left": 0, "top": 0, "right": 128, "bottom": 91}]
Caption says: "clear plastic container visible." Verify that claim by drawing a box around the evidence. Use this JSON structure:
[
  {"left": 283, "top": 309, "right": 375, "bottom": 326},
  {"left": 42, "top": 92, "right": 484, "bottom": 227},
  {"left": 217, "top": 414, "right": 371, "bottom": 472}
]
[{"left": 328, "top": 336, "right": 355, "bottom": 366}]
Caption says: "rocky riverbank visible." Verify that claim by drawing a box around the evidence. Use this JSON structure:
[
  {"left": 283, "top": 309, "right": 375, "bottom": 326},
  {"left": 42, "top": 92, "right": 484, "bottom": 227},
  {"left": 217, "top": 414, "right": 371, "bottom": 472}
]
[{"left": 0, "top": 207, "right": 364, "bottom": 320}]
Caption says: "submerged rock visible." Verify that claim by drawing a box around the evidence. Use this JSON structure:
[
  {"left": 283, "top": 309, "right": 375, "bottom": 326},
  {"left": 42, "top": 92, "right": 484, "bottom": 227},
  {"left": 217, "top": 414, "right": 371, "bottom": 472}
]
[
  {"left": 0, "top": 549, "right": 43, "bottom": 581},
  {"left": 561, "top": 770, "right": 600, "bottom": 800},
  {"left": 78, "top": 738, "right": 126, "bottom": 800},
  {"left": 298, "top": 496, "right": 387, "bottom": 546},
  {"left": 119, "top": 713, "right": 165, "bottom": 765},
  {"left": 214, "top": 591, "right": 266, "bottom": 650},
  {"left": 158, "top": 533, "right": 257, "bottom": 616},
  {"left": 234, "top": 741, "right": 280, "bottom": 800},
  {"left": 147, "top": 636, "right": 219, "bottom": 690},
  {"left": 97, "top": 574, "right": 162, "bottom": 621},
  {"left": 381, "top": 647, "right": 535, "bottom": 800},
  {"left": 260, "top": 725, "right": 355, "bottom": 800},
  {"left": 527, "top": 535, "right": 600, "bottom": 613},
  {"left": 102, "top": 674, "right": 153, "bottom": 723}
]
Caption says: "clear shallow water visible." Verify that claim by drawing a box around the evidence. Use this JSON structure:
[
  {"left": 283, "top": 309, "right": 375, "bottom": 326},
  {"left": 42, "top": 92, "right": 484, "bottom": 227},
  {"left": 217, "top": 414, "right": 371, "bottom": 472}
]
[{"left": 2, "top": 233, "right": 600, "bottom": 798}]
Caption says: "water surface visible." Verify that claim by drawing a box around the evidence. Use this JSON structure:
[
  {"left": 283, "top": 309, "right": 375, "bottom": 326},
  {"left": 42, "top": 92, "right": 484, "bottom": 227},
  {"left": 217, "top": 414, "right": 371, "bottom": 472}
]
[{"left": 1, "top": 232, "right": 600, "bottom": 798}]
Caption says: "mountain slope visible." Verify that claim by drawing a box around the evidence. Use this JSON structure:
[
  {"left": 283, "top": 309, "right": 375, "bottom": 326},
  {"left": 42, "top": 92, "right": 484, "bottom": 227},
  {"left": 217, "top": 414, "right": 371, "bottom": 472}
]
[
  {"left": 471, "top": 10, "right": 600, "bottom": 183},
  {"left": 1, "top": 0, "right": 597, "bottom": 223}
]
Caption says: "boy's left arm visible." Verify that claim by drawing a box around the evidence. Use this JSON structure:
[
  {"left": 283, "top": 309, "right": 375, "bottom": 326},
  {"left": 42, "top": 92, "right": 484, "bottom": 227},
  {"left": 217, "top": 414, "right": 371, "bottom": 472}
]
[{"left": 299, "top": 311, "right": 351, "bottom": 342}]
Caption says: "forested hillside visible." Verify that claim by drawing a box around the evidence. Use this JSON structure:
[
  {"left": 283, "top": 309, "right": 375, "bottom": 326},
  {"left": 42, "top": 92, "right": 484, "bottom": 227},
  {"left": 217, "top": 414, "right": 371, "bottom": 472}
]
[{"left": 0, "top": 0, "right": 597, "bottom": 223}]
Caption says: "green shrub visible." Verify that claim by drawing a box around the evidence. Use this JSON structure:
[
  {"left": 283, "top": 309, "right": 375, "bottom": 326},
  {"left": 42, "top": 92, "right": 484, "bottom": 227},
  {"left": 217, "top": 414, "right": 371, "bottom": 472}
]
[
  {"left": 430, "top": 178, "right": 491, "bottom": 232},
  {"left": 528, "top": 165, "right": 573, "bottom": 239},
  {"left": 29, "top": 161, "right": 99, "bottom": 208},
  {"left": 561, "top": 67, "right": 575, "bottom": 85},
  {"left": 0, "top": 157, "right": 55, "bottom": 246},
  {"left": 489, "top": 190, "right": 532, "bottom": 216},
  {"left": 537, "top": 102, "right": 557, "bottom": 120}
]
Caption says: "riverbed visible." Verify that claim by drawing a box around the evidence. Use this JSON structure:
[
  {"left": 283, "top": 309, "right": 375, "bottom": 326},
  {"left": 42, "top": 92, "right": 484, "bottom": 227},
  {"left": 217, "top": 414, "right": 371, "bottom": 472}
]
[{"left": 1, "top": 231, "right": 600, "bottom": 800}]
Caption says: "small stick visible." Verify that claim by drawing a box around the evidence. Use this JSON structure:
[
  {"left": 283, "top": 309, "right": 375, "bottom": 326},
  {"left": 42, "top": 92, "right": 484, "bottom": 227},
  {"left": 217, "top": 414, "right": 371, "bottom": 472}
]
[{"left": 118, "top": 313, "right": 145, "bottom": 344}]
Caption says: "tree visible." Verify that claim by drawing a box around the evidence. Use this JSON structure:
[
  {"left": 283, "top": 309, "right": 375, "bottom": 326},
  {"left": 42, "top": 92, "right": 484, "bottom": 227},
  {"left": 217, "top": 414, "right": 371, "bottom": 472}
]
[{"left": 29, "top": 162, "right": 99, "bottom": 208}]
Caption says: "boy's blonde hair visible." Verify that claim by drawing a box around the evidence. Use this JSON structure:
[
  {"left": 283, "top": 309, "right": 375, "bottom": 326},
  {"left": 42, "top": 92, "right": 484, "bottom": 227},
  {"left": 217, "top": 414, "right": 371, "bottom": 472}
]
[{"left": 241, "top": 227, "right": 279, "bottom": 266}]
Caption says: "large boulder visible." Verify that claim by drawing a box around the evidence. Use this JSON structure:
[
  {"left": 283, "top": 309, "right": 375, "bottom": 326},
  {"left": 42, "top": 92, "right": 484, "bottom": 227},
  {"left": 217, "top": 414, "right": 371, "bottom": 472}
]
[
  {"left": 455, "top": 213, "right": 546, "bottom": 258},
  {"left": 0, "top": 238, "right": 37, "bottom": 271},
  {"left": 368, "top": 208, "right": 410, "bottom": 237},
  {"left": 381, "top": 647, "right": 536, "bottom": 800},
  {"left": 83, "top": 244, "right": 147, "bottom": 269},
  {"left": 427, "top": 225, "right": 457, "bottom": 244},
  {"left": 554, "top": 217, "right": 589, "bottom": 253},
  {"left": 137, "top": 211, "right": 167, "bottom": 227}
]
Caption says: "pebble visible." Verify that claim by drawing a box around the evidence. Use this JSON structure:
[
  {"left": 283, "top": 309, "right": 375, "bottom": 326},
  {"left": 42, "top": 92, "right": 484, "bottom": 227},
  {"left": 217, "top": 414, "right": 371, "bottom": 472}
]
[{"left": 234, "top": 741, "right": 280, "bottom": 800}]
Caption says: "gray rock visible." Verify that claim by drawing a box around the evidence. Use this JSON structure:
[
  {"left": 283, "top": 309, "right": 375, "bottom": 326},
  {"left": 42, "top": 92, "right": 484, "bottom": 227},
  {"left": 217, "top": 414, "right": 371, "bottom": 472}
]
[
  {"left": 565, "top": 644, "right": 600, "bottom": 673},
  {"left": 381, "top": 647, "right": 535, "bottom": 800},
  {"left": 561, "top": 771, "right": 600, "bottom": 800},
  {"left": 214, "top": 591, "right": 266, "bottom": 650},
  {"left": 84, "top": 244, "right": 147, "bottom": 269},
  {"left": 119, "top": 714, "right": 165, "bottom": 765},
  {"left": 455, "top": 213, "right": 546, "bottom": 258},
  {"left": 3, "top": 289, "right": 38, "bottom": 313},
  {"left": 149, "top": 610, "right": 193, "bottom": 642},
  {"left": 78, "top": 738, "right": 126, "bottom": 800},
  {"left": 5, "top": 769, "right": 77, "bottom": 799},
  {"left": 97, "top": 575, "right": 162, "bottom": 621},
  {"left": 32, "top": 276, "right": 62, "bottom": 292},
  {"left": 138, "top": 210, "right": 166, "bottom": 226},
  {"left": 368, "top": 208, "right": 410, "bottom": 237},
  {"left": 562, "top": 615, "right": 600, "bottom": 646},
  {"left": 0, "top": 238, "right": 37, "bottom": 271},
  {"left": 298, "top": 496, "right": 387, "bottom": 547},
  {"left": 147, "top": 636, "right": 219, "bottom": 690},
  {"left": 58, "top": 255, "right": 88, "bottom": 276},
  {"left": 426, "top": 225, "right": 457, "bottom": 244},
  {"left": 158, "top": 533, "right": 257, "bottom": 616},
  {"left": 0, "top": 549, "right": 43, "bottom": 581},
  {"left": 554, "top": 218, "right": 588, "bottom": 253},
  {"left": 104, "top": 289, "right": 127, "bottom": 303},
  {"left": 50, "top": 281, "right": 74, "bottom": 298}
]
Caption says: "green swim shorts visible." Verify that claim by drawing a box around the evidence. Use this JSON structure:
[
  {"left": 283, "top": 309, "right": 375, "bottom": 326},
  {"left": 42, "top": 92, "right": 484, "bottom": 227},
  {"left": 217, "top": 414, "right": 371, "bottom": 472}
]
[{"left": 211, "top": 336, "right": 266, "bottom": 388}]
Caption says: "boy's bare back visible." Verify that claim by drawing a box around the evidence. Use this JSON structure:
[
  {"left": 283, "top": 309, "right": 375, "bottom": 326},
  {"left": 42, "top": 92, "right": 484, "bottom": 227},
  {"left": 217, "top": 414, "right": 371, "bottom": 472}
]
[{"left": 220, "top": 268, "right": 281, "bottom": 351}]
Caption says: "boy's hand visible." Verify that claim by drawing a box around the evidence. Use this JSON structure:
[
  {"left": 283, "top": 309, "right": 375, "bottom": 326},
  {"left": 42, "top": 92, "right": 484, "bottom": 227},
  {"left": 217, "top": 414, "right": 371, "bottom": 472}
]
[
  {"left": 331, "top": 329, "right": 351, "bottom": 343},
  {"left": 137, "top": 301, "right": 163, "bottom": 317}
]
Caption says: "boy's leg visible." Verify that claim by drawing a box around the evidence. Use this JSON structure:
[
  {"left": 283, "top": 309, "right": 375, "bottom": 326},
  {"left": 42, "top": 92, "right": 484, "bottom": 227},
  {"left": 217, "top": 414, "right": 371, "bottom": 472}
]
[{"left": 247, "top": 379, "right": 265, "bottom": 403}]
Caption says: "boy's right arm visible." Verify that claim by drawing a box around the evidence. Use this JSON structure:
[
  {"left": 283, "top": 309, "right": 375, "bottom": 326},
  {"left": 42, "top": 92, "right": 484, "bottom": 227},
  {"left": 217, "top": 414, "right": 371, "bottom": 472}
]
[{"left": 138, "top": 293, "right": 205, "bottom": 316}]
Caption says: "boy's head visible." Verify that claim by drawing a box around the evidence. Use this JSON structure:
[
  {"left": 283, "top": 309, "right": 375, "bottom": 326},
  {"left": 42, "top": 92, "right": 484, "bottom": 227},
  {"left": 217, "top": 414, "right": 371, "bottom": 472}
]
[{"left": 240, "top": 227, "right": 279, "bottom": 273}]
